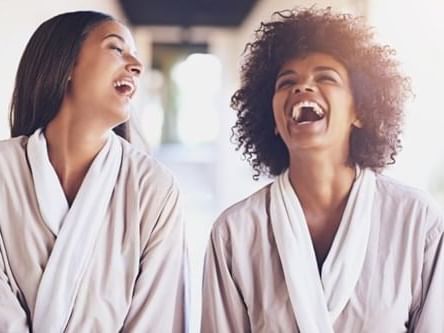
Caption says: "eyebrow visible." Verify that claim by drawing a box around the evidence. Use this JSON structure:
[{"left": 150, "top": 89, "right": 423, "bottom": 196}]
[
  {"left": 277, "top": 66, "right": 342, "bottom": 79},
  {"left": 102, "top": 33, "right": 126, "bottom": 43},
  {"left": 313, "top": 66, "right": 342, "bottom": 76},
  {"left": 276, "top": 69, "right": 295, "bottom": 79},
  {"left": 102, "top": 33, "right": 138, "bottom": 55}
]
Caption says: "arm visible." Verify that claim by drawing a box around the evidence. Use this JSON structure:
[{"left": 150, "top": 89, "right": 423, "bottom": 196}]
[
  {"left": 122, "top": 183, "right": 189, "bottom": 333},
  {"left": 409, "top": 220, "right": 444, "bottom": 332},
  {"left": 0, "top": 237, "right": 30, "bottom": 332},
  {"left": 200, "top": 226, "right": 251, "bottom": 333}
]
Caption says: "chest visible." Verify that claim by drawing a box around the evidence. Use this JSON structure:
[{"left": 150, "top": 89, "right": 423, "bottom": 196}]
[
  {"left": 236, "top": 229, "right": 414, "bottom": 333},
  {"left": 1, "top": 200, "right": 143, "bottom": 330},
  {"left": 306, "top": 214, "right": 342, "bottom": 269}
]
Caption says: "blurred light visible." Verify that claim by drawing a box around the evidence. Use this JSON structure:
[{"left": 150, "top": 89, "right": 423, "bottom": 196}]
[{"left": 171, "top": 53, "right": 222, "bottom": 144}]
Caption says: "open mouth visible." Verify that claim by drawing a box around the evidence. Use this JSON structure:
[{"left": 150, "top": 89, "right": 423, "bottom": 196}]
[
  {"left": 113, "top": 79, "right": 135, "bottom": 97},
  {"left": 291, "top": 101, "right": 325, "bottom": 124}
]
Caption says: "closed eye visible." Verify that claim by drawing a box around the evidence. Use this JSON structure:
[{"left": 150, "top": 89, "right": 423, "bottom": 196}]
[
  {"left": 110, "top": 44, "right": 124, "bottom": 54},
  {"left": 276, "top": 79, "right": 296, "bottom": 90},
  {"left": 316, "top": 74, "right": 338, "bottom": 83}
]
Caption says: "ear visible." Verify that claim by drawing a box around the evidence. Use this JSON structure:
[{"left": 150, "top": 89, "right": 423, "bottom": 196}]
[
  {"left": 351, "top": 105, "right": 362, "bottom": 128},
  {"left": 352, "top": 117, "right": 362, "bottom": 128}
]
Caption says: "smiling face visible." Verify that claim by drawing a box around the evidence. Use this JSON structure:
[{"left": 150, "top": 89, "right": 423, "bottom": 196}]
[
  {"left": 272, "top": 52, "right": 361, "bottom": 160},
  {"left": 64, "top": 19, "right": 144, "bottom": 129}
]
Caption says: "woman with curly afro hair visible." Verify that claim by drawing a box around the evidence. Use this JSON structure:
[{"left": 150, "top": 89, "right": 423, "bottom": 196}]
[{"left": 201, "top": 7, "right": 444, "bottom": 333}]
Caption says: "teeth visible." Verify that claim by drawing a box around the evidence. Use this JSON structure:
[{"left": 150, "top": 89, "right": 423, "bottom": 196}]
[
  {"left": 291, "top": 100, "right": 324, "bottom": 120},
  {"left": 113, "top": 79, "right": 135, "bottom": 95}
]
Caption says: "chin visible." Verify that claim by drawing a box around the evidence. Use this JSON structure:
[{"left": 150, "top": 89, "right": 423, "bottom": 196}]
[
  {"left": 110, "top": 107, "right": 130, "bottom": 123},
  {"left": 287, "top": 137, "right": 325, "bottom": 150}
]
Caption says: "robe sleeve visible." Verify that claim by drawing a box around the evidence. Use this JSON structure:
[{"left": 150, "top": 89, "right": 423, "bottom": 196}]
[
  {"left": 122, "top": 182, "right": 189, "bottom": 333},
  {"left": 200, "top": 224, "right": 251, "bottom": 333},
  {"left": 409, "top": 217, "right": 444, "bottom": 332},
  {"left": 0, "top": 240, "right": 30, "bottom": 332}
]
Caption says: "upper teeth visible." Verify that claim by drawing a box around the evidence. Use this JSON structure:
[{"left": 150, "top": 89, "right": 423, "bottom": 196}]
[
  {"left": 291, "top": 100, "right": 324, "bottom": 120},
  {"left": 113, "top": 79, "right": 135, "bottom": 94}
]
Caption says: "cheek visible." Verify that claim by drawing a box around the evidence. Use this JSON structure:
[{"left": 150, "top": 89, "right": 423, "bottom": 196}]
[
  {"left": 72, "top": 75, "right": 100, "bottom": 97},
  {"left": 331, "top": 92, "right": 355, "bottom": 120},
  {"left": 272, "top": 94, "right": 285, "bottom": 125},
  {"left": 341, "top": 89, "right": 355, "bottom": 111},
  {"left": 344, "top": 97, "right": 358, "bottom": 124}
]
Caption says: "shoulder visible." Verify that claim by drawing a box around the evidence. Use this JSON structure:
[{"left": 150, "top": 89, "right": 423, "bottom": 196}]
[
  {"left": 0, "top": 136, "right": 28, "bottom": 171},
  {"left": 119, "top": 138, "right": 178, "bottom": 194},
  {"left": 375, "top": 173, "right": 442, "bottom": 214},
  {"left": 211, "top": 183, "right": 272, "bottom": 241},
  {"left": 0, "top": 136, "right": 27, "bottom": 155},
  {"left": 375, "top": 173, "right": 433, "bottom": 203},
  {"left": 375, "top": 172, "right": 444, "bottom": 235}
]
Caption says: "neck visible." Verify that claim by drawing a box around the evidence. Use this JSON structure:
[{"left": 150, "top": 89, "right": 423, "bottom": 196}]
[
  {"left": 287, "top": 150, "right": 358, "bottom": 271},
  {"left": 44, "top": 106, "right": 110, "bottom": 204},
  {"left": 288, "top": 152, "right": 356, "bottom": 214}
]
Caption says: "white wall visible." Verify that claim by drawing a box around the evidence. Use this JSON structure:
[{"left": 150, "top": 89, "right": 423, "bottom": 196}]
[{"left": 367, "top": 0, "right": 444, "bottom": 205}]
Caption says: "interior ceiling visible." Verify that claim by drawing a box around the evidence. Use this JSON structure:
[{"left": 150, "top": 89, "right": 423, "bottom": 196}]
[{"left": 119, "top": 0, "right": 259, "bottom": 27}]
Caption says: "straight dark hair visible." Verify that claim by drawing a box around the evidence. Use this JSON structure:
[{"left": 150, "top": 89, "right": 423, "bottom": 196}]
[{"left": 9, "top": 10, "right": 130, "bottom": 141}]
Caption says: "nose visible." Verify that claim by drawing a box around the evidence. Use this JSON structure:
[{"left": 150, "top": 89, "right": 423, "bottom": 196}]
[
  {"left": 126, "top": 55, "right": 144, "bottom": 77},
  {"left": 292, "top": 80, "right": 315, "bottom": 94}
]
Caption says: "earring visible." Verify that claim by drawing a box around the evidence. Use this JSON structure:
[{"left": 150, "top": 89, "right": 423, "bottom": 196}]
[{"left": 274, "top": 127, "right": 279, "bottom": 136}]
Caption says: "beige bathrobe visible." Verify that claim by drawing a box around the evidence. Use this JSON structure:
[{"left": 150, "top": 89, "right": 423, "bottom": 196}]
[
  {"left": 0, "top": 129, "right": 188, "bottom": 332},
  {"left": 201, "top": 168, "right": 444, "bottom": 332}
]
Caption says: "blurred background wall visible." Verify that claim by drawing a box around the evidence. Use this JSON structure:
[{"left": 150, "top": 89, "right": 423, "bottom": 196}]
[{"left": 1, "top": 0, "right": 443, "bottom": 331}]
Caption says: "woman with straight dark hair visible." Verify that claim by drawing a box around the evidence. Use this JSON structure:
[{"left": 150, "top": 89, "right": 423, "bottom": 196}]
[{"left": 0, "top": 11, "right": 188, "bottom": 332}]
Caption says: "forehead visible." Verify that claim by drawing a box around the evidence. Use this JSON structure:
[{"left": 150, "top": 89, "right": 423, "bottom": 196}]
[
  {"left": 280, "top": 52, "right": 348, "bottom": 75},
  {"left": 85, "top": 20, "right": 137, "bottom": 51}
]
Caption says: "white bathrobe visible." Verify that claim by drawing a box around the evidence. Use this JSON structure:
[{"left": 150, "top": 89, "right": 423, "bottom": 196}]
[
  {"left": 0, "top": 129, "right": 188, "bottom": 332},
  {"left": 201, "top": 168, "right": 444, "bottom": 332}
]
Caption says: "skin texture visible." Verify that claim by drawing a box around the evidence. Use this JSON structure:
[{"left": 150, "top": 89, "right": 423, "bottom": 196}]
[
  {"left": 45, "top": 20, "right": 143, "bottom": 204},
  {"left": 272, "top": 52, "right": 360, "bottom": 157},
  {"left": 272, "top": 52, "right": 360, "bottom": 268}
]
